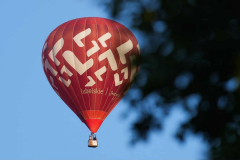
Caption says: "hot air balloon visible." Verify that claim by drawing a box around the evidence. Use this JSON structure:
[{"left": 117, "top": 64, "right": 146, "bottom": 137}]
[{"left": 41, "top": 17, "right": 140, "bottom": 147}]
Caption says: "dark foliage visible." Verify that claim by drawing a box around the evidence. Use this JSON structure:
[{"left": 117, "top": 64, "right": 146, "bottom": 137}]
[{"left": 103, "top": 0, "right": 240, "bottom": 159}]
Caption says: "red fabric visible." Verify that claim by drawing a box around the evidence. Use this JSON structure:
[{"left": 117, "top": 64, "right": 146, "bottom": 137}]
[
  {"left": 42, "top": 17, "right": 140, "bottom": 133},
  {"left": 85, "top": 119, "right": 103, "bottom": 133}
]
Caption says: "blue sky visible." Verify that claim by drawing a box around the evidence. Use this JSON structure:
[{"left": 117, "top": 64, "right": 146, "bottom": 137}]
[{"left": 0, "top": 0, "right": 207, "bottom": 159}]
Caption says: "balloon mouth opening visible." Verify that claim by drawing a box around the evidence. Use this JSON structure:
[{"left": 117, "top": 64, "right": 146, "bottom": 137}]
[
  {"left": 85, "top": 119, "right": 103, "bottom": 133},
  {"left": 77, "top": 110, "right": 108, "bottom": 132}
]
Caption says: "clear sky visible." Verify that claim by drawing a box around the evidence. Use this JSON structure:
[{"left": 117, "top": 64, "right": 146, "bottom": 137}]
[{"left": 0, "top": 0, "right": 207, "bottom": 159}]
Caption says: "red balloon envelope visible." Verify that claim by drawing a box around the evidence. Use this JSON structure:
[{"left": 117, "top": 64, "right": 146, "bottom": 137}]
[{"left": 42, "top": 17, "right": 140, "bottom": 134}]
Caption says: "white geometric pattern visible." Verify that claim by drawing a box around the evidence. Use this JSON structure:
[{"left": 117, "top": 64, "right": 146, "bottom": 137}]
[{"left": 43, "top": 28, "right": 138, "bottom": 89}]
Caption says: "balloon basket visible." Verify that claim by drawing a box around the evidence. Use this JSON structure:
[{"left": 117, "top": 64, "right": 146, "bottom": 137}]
[{"left": 88, "top": 132, "right": 98, "bottom": 148}]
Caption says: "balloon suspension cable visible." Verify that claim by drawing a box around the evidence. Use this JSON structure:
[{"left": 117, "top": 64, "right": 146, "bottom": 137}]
[{"left": 90, "top": 132, "right": 97, "bottom": 140}]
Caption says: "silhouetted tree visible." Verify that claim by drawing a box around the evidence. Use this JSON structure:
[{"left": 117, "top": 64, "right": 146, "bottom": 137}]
[{"left": 103, "top": 0, "right": 240, "bottom": 159}]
